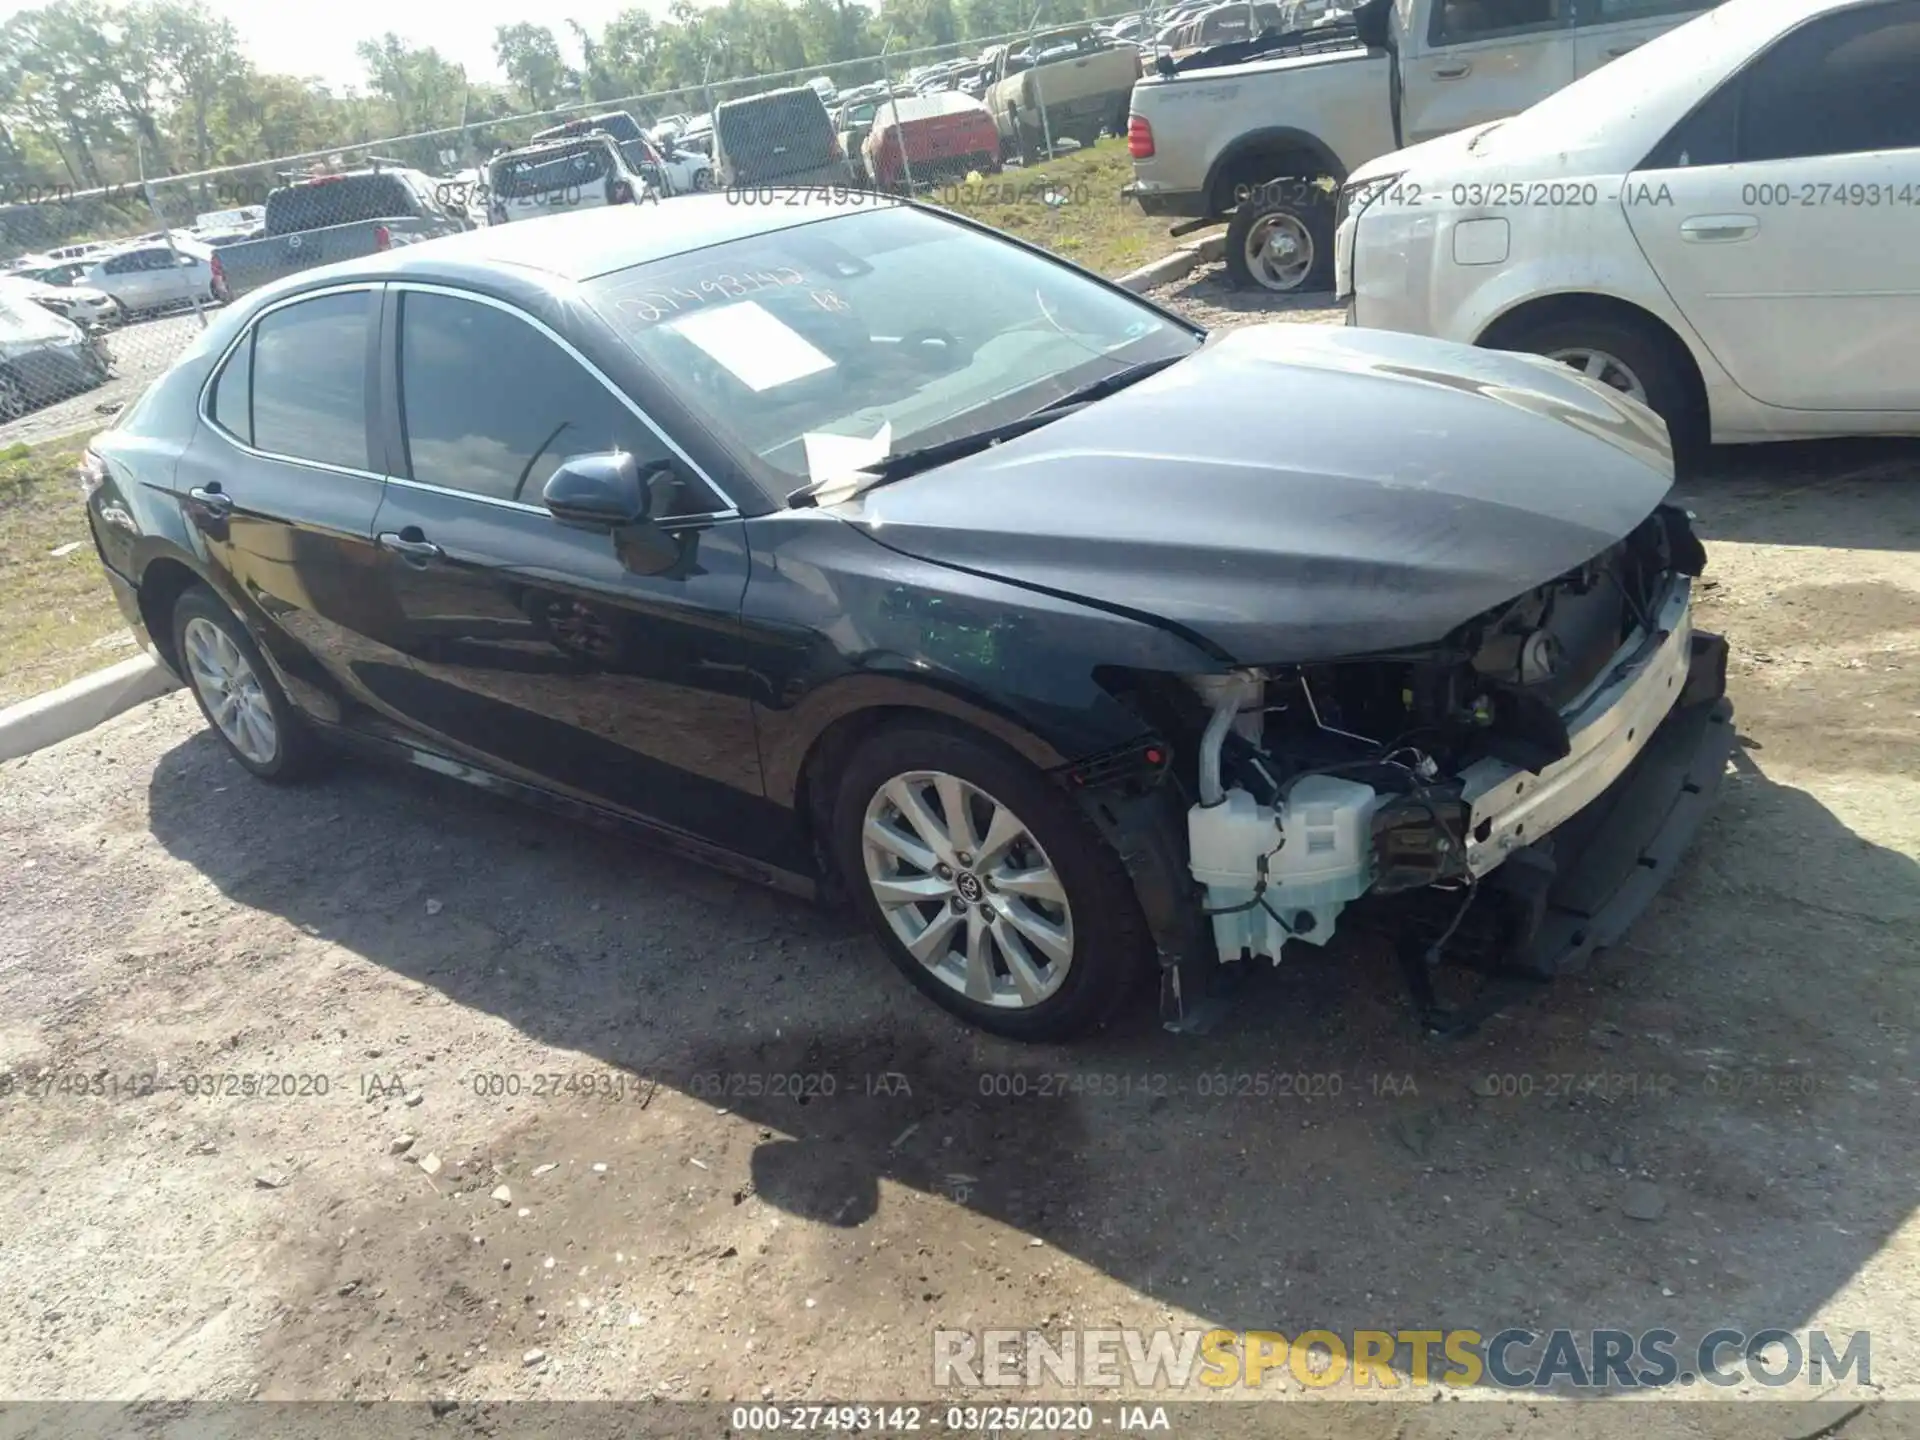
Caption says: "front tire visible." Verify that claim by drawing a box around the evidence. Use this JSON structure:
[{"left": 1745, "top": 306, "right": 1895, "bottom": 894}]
[
  {"left": 831, "top": 723, "right": 1152, "bottom": 1041},
  {"left": 1223, "top": 181, "right": 1335, "bottom": 294},
  {"left": 171, "top": 585, "right": 323, "bottom": 782}
]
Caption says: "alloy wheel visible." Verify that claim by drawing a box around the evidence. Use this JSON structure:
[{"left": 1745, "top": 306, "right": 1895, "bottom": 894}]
[
  {"left": 182, "top": 616, "right": 279, "bottom": 766},
  {"left": 1243, "top": 211, "right": 1315, "bottom": 292},
  {"left": 1545, "top": 347, "right": 1650, "bottom": 404},
  {"left": 862, "top": 770, "right": 1074, "bottom": 1010}
]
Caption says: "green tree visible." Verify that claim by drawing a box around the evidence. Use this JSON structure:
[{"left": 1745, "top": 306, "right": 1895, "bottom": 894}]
[{"left": 494, "top": 23, "right": 575, "bottom": 112}]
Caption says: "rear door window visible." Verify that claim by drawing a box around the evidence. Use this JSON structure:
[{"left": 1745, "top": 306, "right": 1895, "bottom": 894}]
[
  {"left": 249, "top": 291, "right": 372, "bottom": 471},
  {"left": 209, "top": 332, "right": 254, "bottom": 446},
  {"left": 1736, "top": 1, "right": 1920, "bottom": 162},
  {"left": 491, "top": 144, "right": 615, "bottom": 200}
]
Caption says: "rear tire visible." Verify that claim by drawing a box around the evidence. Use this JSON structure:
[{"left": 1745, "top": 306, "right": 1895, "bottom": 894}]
[
  {"left": 1224, "top": 181, "right": 1335, "bottom": 294},
  {"left": 171, "top": 585, "right": 324, "bottom": 783},
  {"left": 1489, "top": 314, "right": 1704, "bottom": 460},
  {"left": 831, "top": 722, "right": 1153, "bottom": 1042}
]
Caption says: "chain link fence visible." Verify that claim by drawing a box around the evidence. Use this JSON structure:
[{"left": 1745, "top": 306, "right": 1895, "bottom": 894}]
[{"left": 0, "top": 4, "right": 1173, "bottom": 447}]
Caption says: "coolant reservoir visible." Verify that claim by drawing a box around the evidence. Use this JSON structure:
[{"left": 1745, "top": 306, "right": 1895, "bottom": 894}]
[{"left": 1188, "top": 776, "right": 1382, "bottom": 962}]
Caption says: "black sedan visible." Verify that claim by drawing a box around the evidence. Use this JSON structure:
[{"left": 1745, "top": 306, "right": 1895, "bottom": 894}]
[{"left": 84, "top": 193, "right": 1732, "bottom": 1041}]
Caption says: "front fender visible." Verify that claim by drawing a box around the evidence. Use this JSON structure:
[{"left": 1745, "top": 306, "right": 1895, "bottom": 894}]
[{"left": 741, "top": 511, "right": 1228, "bottom": 809}]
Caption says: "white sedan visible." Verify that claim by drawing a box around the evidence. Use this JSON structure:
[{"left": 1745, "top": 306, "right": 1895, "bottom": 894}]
[
  {"left": 79, "top": 239, "right": 224, "bottom": 319},
  {"left": 644, "top": 136, "right": 714, "bottom": 195},
  {"left": 1336, "top": 0, "right": 1920, "bottom": 453}
]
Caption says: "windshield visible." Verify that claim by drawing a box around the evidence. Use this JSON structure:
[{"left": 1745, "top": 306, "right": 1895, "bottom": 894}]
[{"left": 586, "top": 202, "right": 1200, "bottom": 496}]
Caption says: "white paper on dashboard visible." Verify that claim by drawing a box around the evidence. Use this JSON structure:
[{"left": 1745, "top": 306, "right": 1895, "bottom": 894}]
[
  {"left": 664, "top": 300, "right": 835, "bottom": 392},
  {"left": 802, "top": 422, "right": 892, "bottom": 485}
]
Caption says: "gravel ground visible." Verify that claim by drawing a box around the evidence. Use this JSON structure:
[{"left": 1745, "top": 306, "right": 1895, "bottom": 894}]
[{"left": 1, "top": 275, "right": 1917, "bottom": 1433}]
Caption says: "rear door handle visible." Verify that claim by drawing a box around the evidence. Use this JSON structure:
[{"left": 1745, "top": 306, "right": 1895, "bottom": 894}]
[
  {"left": 1432, "top": 61, "right": 1472, "bottom": 79},
  {"left": 377, "top": 530, "right": 445, "bottom": 562},
  {"left": 188, "top": 485, "right": 232, "bottom": 516},
  {"left": 1680, "top": 214, "right": 1759, "bottom": 242},
  {"left": 1606, "top": 41, "right": 1641, "bottom": 56}
]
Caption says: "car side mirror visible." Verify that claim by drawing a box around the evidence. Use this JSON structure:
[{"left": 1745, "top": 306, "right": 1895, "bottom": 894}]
[{"left": 542, "top": 452, "right": 649, "bottom": 529}]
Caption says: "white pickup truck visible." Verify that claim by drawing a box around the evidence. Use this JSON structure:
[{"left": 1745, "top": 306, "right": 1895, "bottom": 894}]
[{"left": 1125, "top": 0, "right": 1714, "bottom": 291}]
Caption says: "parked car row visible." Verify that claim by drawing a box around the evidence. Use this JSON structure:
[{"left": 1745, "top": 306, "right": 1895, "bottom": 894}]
[
  {"left": 7, "top": 235, "right": 223, "bottom": 323},
  {"left": 529, "top": 112, "right": 715, "bottom": 196},
  {"left": 702, "top": 18, "right": 1148, "bottom": 187}
]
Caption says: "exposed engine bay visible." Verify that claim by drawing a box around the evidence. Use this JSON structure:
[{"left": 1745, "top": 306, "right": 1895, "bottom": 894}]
[{"left": 1100, "top": 502, "right": 1731, "bottom": 1028}]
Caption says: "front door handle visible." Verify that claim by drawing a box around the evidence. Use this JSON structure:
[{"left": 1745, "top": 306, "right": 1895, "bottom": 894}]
[
  {"left": 1432, "top": 61, "right": 1472, "bottom": 79},
  {"left": 1680, "top": 214, "right": 1759, "bottom": 242},
  {"left": 1606, "top": 42, "right": 1640, "bottom": 56},
  {"left": 188, "top": 485, "right": 233, "bottom": 516},
  {"left": 377, "top": 529, "right": 445, "bottom": 563}
]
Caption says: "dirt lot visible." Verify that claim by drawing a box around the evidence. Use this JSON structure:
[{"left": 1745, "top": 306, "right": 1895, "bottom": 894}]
[{"left": 1, "top": 272, "right": 1916, "bottom": 1433}]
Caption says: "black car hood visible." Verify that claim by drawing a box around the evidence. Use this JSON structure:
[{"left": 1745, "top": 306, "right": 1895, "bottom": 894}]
[{"left": 835, "top": 323, "right": 1676, "bottom": 663}]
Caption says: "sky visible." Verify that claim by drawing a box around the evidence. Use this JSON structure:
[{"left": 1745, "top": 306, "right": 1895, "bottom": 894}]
[{"left": 20, "top": 0, "right": 671, "bottom": 91}]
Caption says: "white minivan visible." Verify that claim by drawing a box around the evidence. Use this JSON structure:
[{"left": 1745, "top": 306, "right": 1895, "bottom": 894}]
[{"left": 485, "top": 135, "right": 652, "bottom": 225}]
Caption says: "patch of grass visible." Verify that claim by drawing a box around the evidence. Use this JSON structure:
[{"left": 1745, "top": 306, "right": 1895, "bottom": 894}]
[
  {"left": 933, "top": 136, "right": 1206, "bottom": 280},
  {"left": 0, "top": 432, "right": 132, "bottom": 710}
]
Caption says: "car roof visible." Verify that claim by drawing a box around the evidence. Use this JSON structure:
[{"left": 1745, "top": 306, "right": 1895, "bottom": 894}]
[
  {"left": 276, "top": 192, "right": 907, "bottom": 290},
  {"left": 492, "top": 132, "right": 623, "bottom": 160},
  {"left": 715, "top": 85, "right": 819, "bottom": 111}
]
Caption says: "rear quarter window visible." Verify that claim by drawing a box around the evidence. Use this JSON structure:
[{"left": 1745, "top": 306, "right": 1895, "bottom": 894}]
[
  {"left": 209, "top": 330, "right": 254, "bottom": 446},
  {"left": 490, "top": 145, "right": 617, "bottom": 197}
]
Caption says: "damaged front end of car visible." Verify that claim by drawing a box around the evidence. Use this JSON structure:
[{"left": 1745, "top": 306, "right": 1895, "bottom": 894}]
[{"left": 1082, "top": 502, "right": 1735, "bottom": 1036}]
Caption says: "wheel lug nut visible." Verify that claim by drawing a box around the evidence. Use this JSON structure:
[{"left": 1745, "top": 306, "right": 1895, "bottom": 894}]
[
  {"left": 934, "top": 864, "right": 953, "bottom": 880},
  {"left": 956, "top": 852, "right": 973, "bottom": 867},
  {"left": 949, "top": 896, "right": 967, "bottom": 914}
]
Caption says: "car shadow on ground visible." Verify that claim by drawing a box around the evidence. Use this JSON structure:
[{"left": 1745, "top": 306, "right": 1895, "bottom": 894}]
[
  {"left": 1680, "top": 438, "right": 1920, "bottom": 554},
  {"left": 145, "top": 677, "right": 1919, "bottom": 1389}
]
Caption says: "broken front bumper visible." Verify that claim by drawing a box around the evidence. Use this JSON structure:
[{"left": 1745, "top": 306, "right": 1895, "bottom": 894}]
[
  {"left": 1125, "top": 579, "right": 1735, "bottom": 1033},
  {"left": 1458, "top": 573, "right": 1701, "bottom": 878}
]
